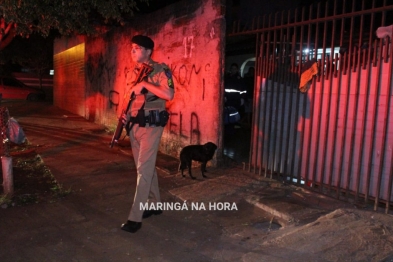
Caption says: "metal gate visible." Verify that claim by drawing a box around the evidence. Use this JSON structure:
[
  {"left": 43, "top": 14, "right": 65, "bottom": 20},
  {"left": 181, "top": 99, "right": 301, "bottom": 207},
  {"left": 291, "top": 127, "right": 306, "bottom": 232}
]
[{"left": 228, "top": 0, "right": 393, "bottom": 212}]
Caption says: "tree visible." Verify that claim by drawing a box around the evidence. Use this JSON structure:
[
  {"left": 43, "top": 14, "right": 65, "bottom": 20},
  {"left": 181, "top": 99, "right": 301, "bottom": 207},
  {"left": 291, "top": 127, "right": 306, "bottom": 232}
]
[{"left": 0, "top": 0, "right": 149, "bottom": 50}]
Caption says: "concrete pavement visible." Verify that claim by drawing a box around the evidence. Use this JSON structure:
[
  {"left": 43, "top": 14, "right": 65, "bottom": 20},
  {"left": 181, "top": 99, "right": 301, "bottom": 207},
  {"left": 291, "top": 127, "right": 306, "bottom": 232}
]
[{"left": 1, "top": 100, "right": 393, "bottom": 262}]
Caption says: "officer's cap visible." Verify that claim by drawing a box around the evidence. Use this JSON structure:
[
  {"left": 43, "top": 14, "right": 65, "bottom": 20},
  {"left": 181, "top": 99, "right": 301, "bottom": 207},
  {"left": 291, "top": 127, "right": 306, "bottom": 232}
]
[{"left": 131, "top": 35, "right": 154, "bottom": 50}]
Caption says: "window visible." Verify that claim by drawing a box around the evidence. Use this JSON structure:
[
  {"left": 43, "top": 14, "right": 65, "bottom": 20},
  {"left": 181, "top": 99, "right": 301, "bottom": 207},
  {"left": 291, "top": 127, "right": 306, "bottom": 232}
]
[{"left": 2, "top": 78, "right": 24, "bottom": 87}]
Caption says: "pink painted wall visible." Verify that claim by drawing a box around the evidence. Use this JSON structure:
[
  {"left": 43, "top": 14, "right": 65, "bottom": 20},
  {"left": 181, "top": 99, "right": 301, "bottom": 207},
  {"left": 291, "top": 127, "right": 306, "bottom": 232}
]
[{"left": 53, "top": 0, "right": 226, "bottom": 162}]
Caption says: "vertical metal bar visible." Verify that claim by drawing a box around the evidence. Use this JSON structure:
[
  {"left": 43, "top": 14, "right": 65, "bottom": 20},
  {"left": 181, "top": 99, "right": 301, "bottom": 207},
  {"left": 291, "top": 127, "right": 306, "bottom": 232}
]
[
  {"left": 322, "top": 1, "right": 339, "bottom": 193},
  {"left": 267, "top": 17, "right": 279, "bottom": 178},
  {"left": 337, "top": 0, "right": 355, "bottom": 199},
  {"left": 295, "top": 8, "right": 309, "bottom": 185},
  {"left": 257, "top": 33, "right": 267, "bottom": 176},
  {"left": 266, "top": 13, "right": 280, "bottom": 179},
  {"left": 283, "top": 31, "right": 297, "bottom": 181},
  {"left": 249, "top": 32, "right": 261, "bottom": 173},
  {"left": 297, "top": 3, "right": 315, "bottom": 188},
  {"left": 331, "top": 0, "right": 346, "bottom": 198},
  {"left": 256, "top": 16, "right": 267, "bottom": 176},
  {"left": 264, "top": 38, "right": 275, "bottom": 176},
  {"left": 352, "top": 45, "right": 358, "bottom": 73},
  {"left": 289, "top": 29, "right": 302, "bottom": 182},
  {"left": 253, "top": 33, "right": 266, "bottom": 174},
  {"left": 386, "top": 19, "right": 393, "bottom": 214},
  {"left": 365, "top": 38, "right": 384, "bottom": 203},
  {"left": 271, "top": 11, "right": 286, "bottom": 178},
  {"left": 291, "top": 6, "right": 306, "bottom": 186},
  {"left": 311, "top": 1, "right": 328, "bottom": 192},
  {"left": 329, "top": 8, "right": 345, "bottom": 192},
  {"left": 334, "top": 51, "right": 339, "bottom": 78},
  {"left": 263, "top": 13, "right": 275, "bottom": 178},
  {"left": 260, "top": 15, "right": 272, "bottom": 177},
  {"left": 346, "top": 0, "right": 366, "bottom": 200},
  {"left": 361, "top": 44, "right": 367, "bottom": 69},
  {"left": 278, "top": 35, "right": 290, "bottom": 176},
  {"left": 304, "top": 3, "right": 320, "bottom": 189},
  {"left": 253, "top": 16, "right": 266, "bottom": 175},
  {"left": 264, "top": 42, "right": 274, "bottom": 177},
  {"left": 375, "top": 33, "right": 393, "bottom": 211},
  {"left": 281, "top": 10, "right": 291, "bottom": 88},
  {"left": 277, "top": 10, "right": 292, "bottom": 177},
  {"left": 374, "top": 3, "right": 392, "bottom": 210},
  {"left": 355, "top": 2, "right": 376, "bottom": 203}
]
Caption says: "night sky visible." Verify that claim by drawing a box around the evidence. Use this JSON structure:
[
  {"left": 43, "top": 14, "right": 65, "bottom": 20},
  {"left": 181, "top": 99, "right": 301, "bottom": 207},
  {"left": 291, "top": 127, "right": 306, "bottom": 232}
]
[{"left": 225, "top": 0, "right": 323, "bottom": 29}]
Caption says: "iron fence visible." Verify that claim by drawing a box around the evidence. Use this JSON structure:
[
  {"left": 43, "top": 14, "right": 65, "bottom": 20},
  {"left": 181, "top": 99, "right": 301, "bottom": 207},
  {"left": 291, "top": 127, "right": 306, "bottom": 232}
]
[{"left": 229, "top": 0, "right": 393, "bottom": 213}]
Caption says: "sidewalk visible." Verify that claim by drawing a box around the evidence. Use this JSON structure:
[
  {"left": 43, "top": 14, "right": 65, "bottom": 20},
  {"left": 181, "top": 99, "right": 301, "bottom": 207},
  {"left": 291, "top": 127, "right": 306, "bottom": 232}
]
[{"left": 1, "top": 100, "right": 393, "bottom": 262}]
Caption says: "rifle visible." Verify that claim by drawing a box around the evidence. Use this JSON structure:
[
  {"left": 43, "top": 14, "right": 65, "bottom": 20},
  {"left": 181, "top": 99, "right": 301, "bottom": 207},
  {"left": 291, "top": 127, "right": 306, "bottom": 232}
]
[{"left": 110, "top": 63, "right": 153, "bottom": 148}]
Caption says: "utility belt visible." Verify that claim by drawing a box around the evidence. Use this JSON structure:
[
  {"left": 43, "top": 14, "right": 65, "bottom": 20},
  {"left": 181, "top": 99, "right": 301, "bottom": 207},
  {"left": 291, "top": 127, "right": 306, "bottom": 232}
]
[{"left": 129, "top": 109, "right": 170, "bottom": 128}]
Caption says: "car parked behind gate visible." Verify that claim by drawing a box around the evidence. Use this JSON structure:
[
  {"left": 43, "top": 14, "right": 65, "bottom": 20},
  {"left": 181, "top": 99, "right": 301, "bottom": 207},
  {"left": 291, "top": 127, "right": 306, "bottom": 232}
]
[{"left": 0, "top": 76, "right": 46, "bottom": 101}]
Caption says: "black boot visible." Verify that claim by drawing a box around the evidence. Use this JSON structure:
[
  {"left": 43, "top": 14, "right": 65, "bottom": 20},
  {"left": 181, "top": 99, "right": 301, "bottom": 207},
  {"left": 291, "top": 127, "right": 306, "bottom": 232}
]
[{"left": 121, "top": 220, "right": 142, "bottom": 233}]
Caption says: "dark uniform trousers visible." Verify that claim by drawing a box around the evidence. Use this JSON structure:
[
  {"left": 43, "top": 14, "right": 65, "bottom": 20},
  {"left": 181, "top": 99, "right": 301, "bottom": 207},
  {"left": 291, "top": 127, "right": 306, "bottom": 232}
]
[{"left": 128, "top": 123, "right": 164, "bottom": 222}]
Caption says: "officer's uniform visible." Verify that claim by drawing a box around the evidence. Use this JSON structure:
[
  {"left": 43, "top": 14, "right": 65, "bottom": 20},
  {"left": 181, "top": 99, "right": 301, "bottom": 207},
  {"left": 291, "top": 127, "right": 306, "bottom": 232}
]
[{"left": 126, "top": 58, "right": 174, "bottom": 222}]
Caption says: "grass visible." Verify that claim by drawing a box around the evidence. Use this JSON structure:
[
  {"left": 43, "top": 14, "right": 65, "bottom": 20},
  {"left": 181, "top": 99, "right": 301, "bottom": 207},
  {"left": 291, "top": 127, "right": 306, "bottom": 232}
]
[{"left": 0, "top": 141, "right": 71, "bottom": 208}]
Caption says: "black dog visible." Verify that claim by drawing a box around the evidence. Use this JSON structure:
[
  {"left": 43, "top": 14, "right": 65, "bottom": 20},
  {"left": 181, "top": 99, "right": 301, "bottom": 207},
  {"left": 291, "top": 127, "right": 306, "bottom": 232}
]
[{"left": 179, "top": 142, "right": 217, "bottom": 179}]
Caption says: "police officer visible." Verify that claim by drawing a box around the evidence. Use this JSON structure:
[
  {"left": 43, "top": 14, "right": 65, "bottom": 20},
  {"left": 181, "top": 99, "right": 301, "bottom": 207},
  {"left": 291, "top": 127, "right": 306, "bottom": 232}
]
[{"left": 120, "top": 35, "right": 174, "bottom": 233}]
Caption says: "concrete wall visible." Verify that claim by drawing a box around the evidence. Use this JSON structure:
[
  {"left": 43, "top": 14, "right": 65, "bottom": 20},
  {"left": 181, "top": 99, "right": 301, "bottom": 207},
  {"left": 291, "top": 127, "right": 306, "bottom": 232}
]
[
  {"left": 53, "top": 36, "right": 86, "bottom": 116},
  {"left": 53, "top": 0, "right": 226, "bottom": 162}
]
